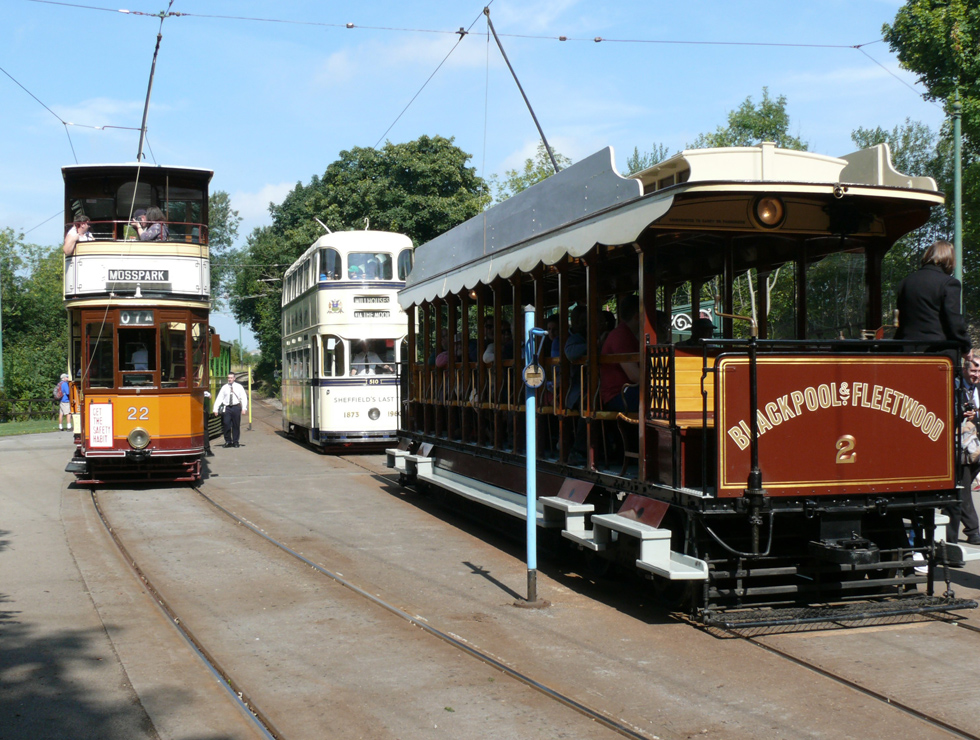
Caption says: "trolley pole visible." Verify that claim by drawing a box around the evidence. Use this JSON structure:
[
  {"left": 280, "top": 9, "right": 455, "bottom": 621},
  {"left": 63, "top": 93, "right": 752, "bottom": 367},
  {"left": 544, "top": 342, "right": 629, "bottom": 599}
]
[{"left": 518, "top": 305, "right": 549, "bottom": 608}]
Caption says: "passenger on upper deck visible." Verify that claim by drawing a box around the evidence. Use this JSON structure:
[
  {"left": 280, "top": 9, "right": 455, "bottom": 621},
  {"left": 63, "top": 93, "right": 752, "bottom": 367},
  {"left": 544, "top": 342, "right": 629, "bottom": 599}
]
[
  {"left": 895, "top": 239, "right": 972, "bottom": 360},
  {"left": 599, "top": 294, "right": 640, "bottom": 413},
  {"left": 135, "top": 206, "right": 170, "bottom": 241},
  {"left": 62, "top": 215, "right": 94, "bottom": 256}
]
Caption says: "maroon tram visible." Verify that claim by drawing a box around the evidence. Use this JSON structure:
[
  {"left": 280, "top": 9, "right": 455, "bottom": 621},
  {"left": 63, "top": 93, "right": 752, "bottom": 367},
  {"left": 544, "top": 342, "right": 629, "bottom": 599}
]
[{"left": 389, "top": 143, "right": 977, "bottom": 626}]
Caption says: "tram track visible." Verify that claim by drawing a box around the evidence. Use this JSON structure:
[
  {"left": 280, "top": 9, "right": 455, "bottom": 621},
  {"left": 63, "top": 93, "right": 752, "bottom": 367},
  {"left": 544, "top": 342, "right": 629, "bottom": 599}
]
[
  {"left": 89, "top": 488, "right": 283, "bottom": 740},
  {"left": 191, "top": 483, "right": 654, "bottom": 740},
  {"left": 732, "top": 624, "right": 980, "bottom": 740}
]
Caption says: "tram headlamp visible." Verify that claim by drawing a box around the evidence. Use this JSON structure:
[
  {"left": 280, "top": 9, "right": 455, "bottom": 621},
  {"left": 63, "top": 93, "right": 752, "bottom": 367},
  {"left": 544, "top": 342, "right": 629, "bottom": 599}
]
[
  {"left": 754, "top": 196, "right": 785, "bottom": 228},
  {"left": 368, "top": 407, "right": 381, "bottom": 421},
  {"left": 128, "top": 427, "right": 150, "bottom": 450}
]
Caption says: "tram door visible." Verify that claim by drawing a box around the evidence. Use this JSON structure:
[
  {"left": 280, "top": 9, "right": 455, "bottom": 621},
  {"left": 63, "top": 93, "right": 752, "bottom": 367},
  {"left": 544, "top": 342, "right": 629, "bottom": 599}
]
[{"left": 310, "top": 338, "right": 318, "bottom": 442}]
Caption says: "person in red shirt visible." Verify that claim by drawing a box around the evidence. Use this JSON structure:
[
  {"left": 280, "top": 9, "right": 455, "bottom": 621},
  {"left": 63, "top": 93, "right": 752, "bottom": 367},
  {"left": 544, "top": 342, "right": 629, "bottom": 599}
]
[{"left": 600, "top": 294, "right": 640, "bottom": 412}]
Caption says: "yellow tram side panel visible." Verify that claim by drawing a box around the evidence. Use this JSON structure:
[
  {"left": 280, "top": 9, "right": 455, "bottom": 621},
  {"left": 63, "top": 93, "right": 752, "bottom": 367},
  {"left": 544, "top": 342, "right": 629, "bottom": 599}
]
[{"left": 81, "top": 392, "right": 204, "bottom": 449}]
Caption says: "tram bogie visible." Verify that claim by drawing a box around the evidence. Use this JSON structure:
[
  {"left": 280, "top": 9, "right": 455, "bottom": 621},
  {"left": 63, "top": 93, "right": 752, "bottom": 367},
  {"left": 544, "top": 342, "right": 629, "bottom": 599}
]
[
  {"left": 390, "top": 143, "right": 977, "bottom": 624},
  {"left": 62, "top": 163, "right": 214, "bottom": 484},
  {"left": 281, "top": 230, "right": 412, "bottom": 451}
]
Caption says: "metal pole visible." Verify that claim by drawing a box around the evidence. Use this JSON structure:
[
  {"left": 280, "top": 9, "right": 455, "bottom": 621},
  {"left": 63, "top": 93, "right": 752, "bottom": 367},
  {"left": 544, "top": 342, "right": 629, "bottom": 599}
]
[
  {"left": 136, "top": 28, "right": 163, "bottom": 163},
  {"left": 247, "top": 365, "right": 252, "bottom": 431},
  {"left": 524, "top": 304, "right": 537, "bottom": 603},
  {"left": 484, "top": 9, "right": 560, "bottom": 174},
  {"left": 953, "top": 91, "right": 963, "bottom": 302}
]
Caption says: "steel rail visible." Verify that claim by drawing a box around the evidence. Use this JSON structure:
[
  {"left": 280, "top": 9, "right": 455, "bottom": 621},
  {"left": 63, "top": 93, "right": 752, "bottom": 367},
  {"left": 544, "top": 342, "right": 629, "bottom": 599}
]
[
  {"left": 733, "top": 627, "right": 980, "bottom": 740},
  {"left": 89, "top": 489, "right": 282, "bottom": 740},
  {"left": 192, "top": 484, "right": 655, "bottom": 740}
]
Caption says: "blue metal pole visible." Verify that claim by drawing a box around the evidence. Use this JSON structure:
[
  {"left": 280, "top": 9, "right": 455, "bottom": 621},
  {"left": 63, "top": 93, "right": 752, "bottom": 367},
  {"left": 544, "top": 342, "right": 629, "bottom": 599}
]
[{"left": 524, "top": 304, "right": 537, "bottom": 602}]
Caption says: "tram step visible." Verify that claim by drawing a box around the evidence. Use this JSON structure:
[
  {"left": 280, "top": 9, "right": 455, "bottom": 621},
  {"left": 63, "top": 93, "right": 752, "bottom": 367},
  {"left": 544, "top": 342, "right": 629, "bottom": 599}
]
[
  {"left": 408, "top": 456, "right": 557, "bottom": 527},
  {"left": 562, "top": 513, "right": 709, "bottom": 581},
  {"left": 945, "top": 542, "right": 980, "bottom": 566},
  {"left": 386, "top": 448, "right": 409, "bottom": 471},
  {"left": 540, "top": 496, "right": 594, "bottom": 534}
]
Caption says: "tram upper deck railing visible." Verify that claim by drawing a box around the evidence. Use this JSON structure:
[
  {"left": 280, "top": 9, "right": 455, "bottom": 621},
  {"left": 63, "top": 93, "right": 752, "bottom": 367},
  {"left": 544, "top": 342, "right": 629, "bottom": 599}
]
[{"left": 64, "top": 220, "right": 209, "bottom": 246}]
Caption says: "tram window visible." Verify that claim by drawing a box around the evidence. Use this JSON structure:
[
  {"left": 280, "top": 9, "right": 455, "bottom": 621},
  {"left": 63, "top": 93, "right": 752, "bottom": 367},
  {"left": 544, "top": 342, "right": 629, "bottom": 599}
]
[
  {"left": 351, "top": 339, "right": 394, "bottom": 375},
  {"left": 397, "top": 249, "right": 413, "bottom": 280},
  {"left": 119, "top": 327, "right": 156, "bottom": 387},
  {"left": 85, "top": 323, "right": 114, "bottom": 389},
  {"left": 319, "top": 248, "right": 341, "bottom": 280},
  {"left": 191, "top": 323, "right": 207, "bottom": 387},
  {"left": 349, "top": 252, "right": 392, "bottom": 280},
  {"left": 160, "top": 322, "right": 188, "bottom": 388},
  {"left": 321, "top": 336, "right": 345, "bottom": 377}
]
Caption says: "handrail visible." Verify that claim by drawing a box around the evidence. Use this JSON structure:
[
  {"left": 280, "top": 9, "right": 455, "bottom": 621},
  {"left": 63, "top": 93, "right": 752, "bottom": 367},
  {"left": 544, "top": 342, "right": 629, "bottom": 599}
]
[{"left": 64, "top": 219, "right": 210, "bottom": 245}]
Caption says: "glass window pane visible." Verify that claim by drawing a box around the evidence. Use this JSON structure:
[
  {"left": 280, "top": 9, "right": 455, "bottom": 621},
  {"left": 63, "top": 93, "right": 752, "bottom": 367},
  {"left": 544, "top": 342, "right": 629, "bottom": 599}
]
[
  {"left": 86, "top": 323, "right": 114, "bottom": 389},
  {"left": 321, "top": 335, "right": 345, "bottom": 377},
  {"left": 161, "top": 322, "right": 188, "bottom": 388},
  {"left": 119, "top": 327, "right": 156, "bottom": 387},
  {"left": 192, "top": 323, "right": 207, "bottom": 387},
  {"left": 398, "top": 249, "right": 414, "bottom": 280},
  {"left": 348, "top": 252, "right": 392, "bottom": 280}
]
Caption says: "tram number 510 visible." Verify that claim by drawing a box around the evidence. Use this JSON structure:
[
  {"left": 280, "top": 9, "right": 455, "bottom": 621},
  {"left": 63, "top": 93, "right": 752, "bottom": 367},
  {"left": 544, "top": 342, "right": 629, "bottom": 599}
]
[
  {"left": 835, "top": 435, "right": 856, "bottom": 464},
  {"left": 127, "top": 406, "right": 149, "bottom": 421}
]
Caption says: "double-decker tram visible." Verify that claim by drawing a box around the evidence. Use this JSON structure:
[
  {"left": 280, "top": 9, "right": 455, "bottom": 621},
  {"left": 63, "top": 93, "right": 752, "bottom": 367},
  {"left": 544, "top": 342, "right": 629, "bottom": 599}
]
[
  {"left": 391, "top": 143, "right": 978, "bottom": 625},
  {"left": 63, "top": 163, "right": 214, "bottom": 484},
  {"left": 281, "top": 230, "right": 413, "bottom": 450}
]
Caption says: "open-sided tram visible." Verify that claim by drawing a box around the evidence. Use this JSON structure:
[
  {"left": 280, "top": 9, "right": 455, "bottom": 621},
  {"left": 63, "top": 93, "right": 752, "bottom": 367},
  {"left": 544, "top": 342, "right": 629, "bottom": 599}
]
[
  {"left": 63, "top": 163, "right": 214, "bottom": 484},
  {"left": 389, "top": 143, "right": 978, "bottom": 625}
]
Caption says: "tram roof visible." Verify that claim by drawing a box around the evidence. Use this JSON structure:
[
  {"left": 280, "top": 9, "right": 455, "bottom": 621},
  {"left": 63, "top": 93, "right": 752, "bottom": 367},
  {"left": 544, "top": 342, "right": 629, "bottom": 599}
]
[
  {"left": 62, "top": 163, "right": 214, "bottom": 181},
  {"left": 284, "top": 230, "right": 414, "bottom": 277},
  {"left": 399, "top": 142, "right": 940, "bottom": 308}
]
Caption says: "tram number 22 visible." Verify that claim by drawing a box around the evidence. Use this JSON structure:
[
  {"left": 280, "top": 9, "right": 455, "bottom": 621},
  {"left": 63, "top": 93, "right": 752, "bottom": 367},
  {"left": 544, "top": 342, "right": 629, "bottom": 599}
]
[
  {"left": 127, "top": 406, "right": 149, "bottom": 421},
  {"left": 835, "top": 435, "right": 856, "bottom": 464}
]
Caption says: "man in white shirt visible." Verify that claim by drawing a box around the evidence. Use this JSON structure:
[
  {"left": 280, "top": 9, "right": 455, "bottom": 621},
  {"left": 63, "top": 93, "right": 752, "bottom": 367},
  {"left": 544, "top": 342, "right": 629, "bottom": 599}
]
[
  {"left": 350, "top": 340, "right": 391, "bottom": 375},
  {"left": 213, "top": 373, "right": 248, "bottom": 448}
]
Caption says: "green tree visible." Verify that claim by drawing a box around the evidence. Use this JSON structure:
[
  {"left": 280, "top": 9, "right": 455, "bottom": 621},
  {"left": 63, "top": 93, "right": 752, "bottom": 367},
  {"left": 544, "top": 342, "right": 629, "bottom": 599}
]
[
  {"left": 0, "top": 229, "right": 68, "bottom": 400},
  {"left": 208, "top": 191, "right": 242, "bottom": 310},
  {"left": 884, "top": 1, "right": 980, "bottom": 330},
  {"left": 625, "top": 143, "right": 672, "bottom": 174},
  {"left": 689, "top": 87, "right": 808, "bottom": 150},
  {"left": 490, "top": 142, "right": 572, "bottom": 203},
  {"left": 230, "top": 135, "right": 487, "bottom": 385},
  {"left": 883, "top": 1, "right": 980, "bottom": 147}
]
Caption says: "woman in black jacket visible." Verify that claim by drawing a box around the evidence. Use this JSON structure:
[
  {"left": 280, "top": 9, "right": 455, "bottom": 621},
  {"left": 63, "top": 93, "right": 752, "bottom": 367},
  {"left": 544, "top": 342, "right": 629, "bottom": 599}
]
[{"left": 895, "top": 239, "right": 972, "bottom": 357}]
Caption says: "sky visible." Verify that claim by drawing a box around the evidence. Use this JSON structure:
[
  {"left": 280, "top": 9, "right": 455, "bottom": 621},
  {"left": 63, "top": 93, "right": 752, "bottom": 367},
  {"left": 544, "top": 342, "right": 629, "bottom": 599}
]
[{"left": 2, "top": 0, "right": 947, "bottom": 348}]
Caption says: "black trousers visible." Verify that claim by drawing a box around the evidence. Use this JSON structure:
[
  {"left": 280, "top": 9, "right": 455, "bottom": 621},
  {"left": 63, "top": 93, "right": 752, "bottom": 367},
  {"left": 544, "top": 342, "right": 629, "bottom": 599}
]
[
  {"left": 221, "top": 404, "right": 242, "bottom": 444},
  {"left": 947, "top": 463, "right": 980, "bottom": 542}
]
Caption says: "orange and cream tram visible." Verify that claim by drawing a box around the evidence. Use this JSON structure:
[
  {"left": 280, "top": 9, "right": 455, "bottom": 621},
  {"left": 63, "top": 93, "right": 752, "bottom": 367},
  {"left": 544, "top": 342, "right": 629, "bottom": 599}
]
[
  {"left": 63, "top": 163, "right": 214, "bottom": 484},
  {"left": 281, "top": 230, "right": 413, "bottom": 450},
  {"left": 390, "top": 143, "right": 978, "bottom": 625}
]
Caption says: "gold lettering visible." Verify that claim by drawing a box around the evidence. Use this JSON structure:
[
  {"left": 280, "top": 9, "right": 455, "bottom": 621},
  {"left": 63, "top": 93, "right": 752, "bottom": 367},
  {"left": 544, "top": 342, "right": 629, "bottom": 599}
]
[
  {"left": 890, "top": 390, "right": 906, "bottom": 415},
  {"left": 881, "top": 388, "right": 893, "bottom": 414},
  {"left": 764, "top": 402, "right": 782, "bottom": 426},
  {"left": 860, "top": 382, "right": 872, "bottom": 408},
  {"left": 835, "top": 435, "right": 856, "bottom": 464},
  {"left": 790, "top": 390, "right": 805, "bottom": 415},
  {"left": 871, "top": 384, "right": 883, "bottom": 410},
  {"left": 852, "top": 382, "right": 864, "bottom": 406},
  {"left": 757, "top": 409, "right": 773, "bottom": 435},
  {"left": 728, "top": 424, "right": 751, "bottom": 451},
  {"left": 777, "top": 394, "right": 796, "bottom": 420}
]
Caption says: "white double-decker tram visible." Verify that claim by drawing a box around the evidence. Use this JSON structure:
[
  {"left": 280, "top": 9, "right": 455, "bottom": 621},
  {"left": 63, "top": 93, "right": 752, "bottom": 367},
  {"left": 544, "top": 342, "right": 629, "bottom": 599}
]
[{"left": 281, "top": 230, "right": 413, "bottom": 449}]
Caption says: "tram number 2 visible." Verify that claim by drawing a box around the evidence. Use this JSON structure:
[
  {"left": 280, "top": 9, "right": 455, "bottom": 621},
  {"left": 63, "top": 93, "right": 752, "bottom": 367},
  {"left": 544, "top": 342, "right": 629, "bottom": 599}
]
[
  {"left": 127, "top": 406, "right": 149, "bottom": 421},
  {"left": 835, "top": 435, "right": 856, "bottom": 464}
]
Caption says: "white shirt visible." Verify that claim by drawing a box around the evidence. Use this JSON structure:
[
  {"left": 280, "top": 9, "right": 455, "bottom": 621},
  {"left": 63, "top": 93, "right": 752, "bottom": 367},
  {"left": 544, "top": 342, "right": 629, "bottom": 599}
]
[
  {"left": 214, "top": 381, "right": 247, "bottom": 412},
  {"left": 68, "top": 226, "right": 95, "bottom": 242},
  {"left": 351, "top": 351, "right": 385, "bottom": 375}
]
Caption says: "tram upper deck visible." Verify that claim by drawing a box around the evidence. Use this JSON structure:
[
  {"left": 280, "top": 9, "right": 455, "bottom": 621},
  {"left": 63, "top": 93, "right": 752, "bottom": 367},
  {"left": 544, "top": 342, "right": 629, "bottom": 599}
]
[{"left": 62, "top": 163, "right": 213, "bottom": 304}]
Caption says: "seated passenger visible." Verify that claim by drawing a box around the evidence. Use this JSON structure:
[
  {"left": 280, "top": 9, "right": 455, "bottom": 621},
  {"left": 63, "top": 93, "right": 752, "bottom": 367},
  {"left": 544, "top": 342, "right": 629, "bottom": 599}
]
[
  {"left": 599, "top": 295, "right": 640, "bottom": 413},
  {"left": 134, "top": 207, "right": 169, "bottom": 241},
  {"left": 564, "top": 306, "right": 588, "bottom": 409},
  {"left": 62, "top": 215, "right": 94, "bottom": 256},
  {"left": 351, "top": 340, "right": 392, "bottom": 375},
  {"left": 131, "top": 344, "right": 149, "bottom": 371}
]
